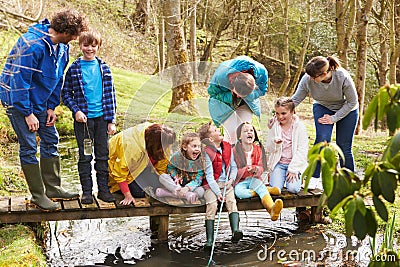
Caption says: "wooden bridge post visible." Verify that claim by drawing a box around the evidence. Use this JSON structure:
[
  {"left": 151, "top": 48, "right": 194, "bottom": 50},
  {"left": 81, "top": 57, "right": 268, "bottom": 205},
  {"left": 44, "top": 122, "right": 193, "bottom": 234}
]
[{"left": 150, "top": 215, "right": 169, "bottom": 242}]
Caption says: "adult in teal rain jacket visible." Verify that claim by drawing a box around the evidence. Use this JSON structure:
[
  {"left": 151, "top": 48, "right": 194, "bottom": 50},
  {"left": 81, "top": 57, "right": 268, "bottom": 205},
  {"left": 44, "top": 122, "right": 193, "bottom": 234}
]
[
  {"left": 208, "top": 56, "right": 268, "bottom": 144},
  {"left": 0, "top": 9, "right": 88, "bottom": 211}
]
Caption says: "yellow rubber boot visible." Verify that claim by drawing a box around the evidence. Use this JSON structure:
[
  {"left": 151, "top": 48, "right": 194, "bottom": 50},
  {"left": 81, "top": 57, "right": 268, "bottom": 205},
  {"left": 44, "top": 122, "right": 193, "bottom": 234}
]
[
  {"left": 261, "top": 194, "right": 283, "bottom": 221},
  {"left": 249, "top": 190, "right": 258, "bottom": 197},
  {"left": 267, "top": 186, "right": 281, "bottom": 195}
]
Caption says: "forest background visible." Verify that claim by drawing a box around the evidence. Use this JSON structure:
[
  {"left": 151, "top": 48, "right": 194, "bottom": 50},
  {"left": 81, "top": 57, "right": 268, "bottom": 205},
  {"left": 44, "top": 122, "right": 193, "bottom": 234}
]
[{"left": 0, "top": 0, "right": 399, "bottom": 265}]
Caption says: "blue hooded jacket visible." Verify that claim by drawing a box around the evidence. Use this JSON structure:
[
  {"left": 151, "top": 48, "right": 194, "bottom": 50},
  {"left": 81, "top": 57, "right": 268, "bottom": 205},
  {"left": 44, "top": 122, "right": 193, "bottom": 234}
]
[
  {"left": 0, "top": 19, "right": 70, "bottom": 116},
  {"left": 207, "top": 56, "right": 268, "bottom": 127}
]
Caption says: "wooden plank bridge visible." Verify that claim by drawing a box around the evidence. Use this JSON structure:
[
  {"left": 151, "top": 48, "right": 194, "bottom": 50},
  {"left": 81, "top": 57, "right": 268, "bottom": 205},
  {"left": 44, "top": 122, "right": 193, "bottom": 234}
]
[{"left": 0, "top": 189, "right": 323, "bottom": 241}]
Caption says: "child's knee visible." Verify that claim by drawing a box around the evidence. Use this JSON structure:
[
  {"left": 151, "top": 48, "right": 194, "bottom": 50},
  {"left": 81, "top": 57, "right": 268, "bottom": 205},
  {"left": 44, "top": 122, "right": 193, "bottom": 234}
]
[
  {"left": 159, "top": 173, "right": 170, "bottom": 182},
  {"left": 206, "top": 202, "right": 218, "bottom": 219},
  {"left": 194, "top": 187, "right": 205, "bottom": 198}
]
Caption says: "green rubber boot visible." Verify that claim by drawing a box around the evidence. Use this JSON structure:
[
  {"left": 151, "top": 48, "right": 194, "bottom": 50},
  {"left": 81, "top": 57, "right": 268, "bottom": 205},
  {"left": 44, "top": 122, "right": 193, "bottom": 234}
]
[
  {"left": 229, "top": 212, "right": 243, "bottom": 243},
  {"left": 204, "top": 220, "right": 215, "bottom": 250},
  {"left": 40, "top": 157, "right": 79, "bottom": 200},
  {"left": 21, "top": 164, "right": 61, "bottom": 211}
]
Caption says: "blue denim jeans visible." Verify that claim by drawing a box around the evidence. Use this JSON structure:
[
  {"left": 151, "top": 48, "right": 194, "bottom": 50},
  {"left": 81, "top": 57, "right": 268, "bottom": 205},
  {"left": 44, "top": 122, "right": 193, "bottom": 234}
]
[
  {"left": 234, "top": 178, "right": 268, "bottom": 199},
  {"left": 269, "top": 163, "right": 301, "bottom": 193},
  {"left": 312, "top": 103, "right": 358, "bottom": 177},
  {"left": 7, "top": 108, "right": 59, "bottom": 165},
  {"left": 74, "top": 116, "right": 109, "bottom": 193}
]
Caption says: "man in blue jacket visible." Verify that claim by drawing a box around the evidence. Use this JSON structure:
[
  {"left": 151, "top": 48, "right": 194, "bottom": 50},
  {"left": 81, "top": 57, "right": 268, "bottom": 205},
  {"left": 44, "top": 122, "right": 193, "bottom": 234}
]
[
  {"left": 0, "top": 9, "right": 88, "bottom": 211},
  {"left": 208, "top": 56, "right": 268, "bottom": 145}
]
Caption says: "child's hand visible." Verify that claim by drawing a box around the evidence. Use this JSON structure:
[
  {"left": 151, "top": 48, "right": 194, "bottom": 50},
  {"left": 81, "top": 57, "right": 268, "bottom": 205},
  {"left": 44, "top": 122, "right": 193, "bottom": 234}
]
[
  {"left": 247, "top": 166, "right": 258, "bottom": 175},
  {"left": 286, "top": 171, "right": 298, "bottom": 183},
  {"left": 225, "top": 179, "right": 233, "bottom": 190},
  {"left": 268, "top": 116, "right": 276, "bottom": 129},
  {"left": 274, "top": 137, "right": 283, "bottom": 144},
  {"left": 217, "top": 193, "right": 224, "bottom": 202},
  {"left": 176, "top": 186, "right": 189, "bottom": 198},
  {"left": 75, "top": 110, "right": 87, "bottom": 123},
  {"left": 108, "top": 123, "right": 116, "bottom": 135},
  {"left": 174, "top": 176, "right": 183, "bottom": 185},
  {"left": 120, "top": 192, "right": 135, "bottom": 205}
]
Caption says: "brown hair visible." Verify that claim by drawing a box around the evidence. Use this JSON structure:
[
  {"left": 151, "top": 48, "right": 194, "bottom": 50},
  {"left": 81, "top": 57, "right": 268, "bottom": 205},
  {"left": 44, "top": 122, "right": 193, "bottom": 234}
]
[
  {"left": 175, "top": 132, "right": 206, "bottom": 182},
  {"left": 145, "top": 124, "right": 176, "bottom": 161},
  {"left": 79, "top": 28, "right": 102, "bottom": 47},
  {"left": 231, "top": 72, "right": 255, "bottom": 97},
  {"left": 275, "top": 97, "right": 295, "bottom": 113},
  {"left": 235, "top": 122, "right": 267, "bottom": 169},
  {"left": 50, "top": 9, "right": 88, "bottom": 36},
  {"left": 305, "top": 55, "right": 341, "bottom": 78},
  {"left": 197, "top": 121, "right": 214, "bottom": 147}
]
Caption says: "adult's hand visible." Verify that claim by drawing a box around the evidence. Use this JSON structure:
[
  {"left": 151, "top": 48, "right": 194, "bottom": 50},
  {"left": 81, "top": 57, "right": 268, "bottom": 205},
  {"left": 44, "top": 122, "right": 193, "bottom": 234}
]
[
  {"left": 318, "top": 114, "right": 333, "bottom": 124},
  {"left": 25, "top": 113, "right": 39, "bottom": 132},
  {"left": 46, "top": 109, "right": 57, "bottom": 126}
]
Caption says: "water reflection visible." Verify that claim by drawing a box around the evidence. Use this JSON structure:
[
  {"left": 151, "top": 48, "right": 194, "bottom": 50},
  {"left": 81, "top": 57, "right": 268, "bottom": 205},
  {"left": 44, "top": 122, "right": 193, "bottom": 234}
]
[
  {"left": 45, "top": 209, "right": 374, "bottom": 266},
  {"left": 46, "top": 210, "right": 300, "bottom": 266}
]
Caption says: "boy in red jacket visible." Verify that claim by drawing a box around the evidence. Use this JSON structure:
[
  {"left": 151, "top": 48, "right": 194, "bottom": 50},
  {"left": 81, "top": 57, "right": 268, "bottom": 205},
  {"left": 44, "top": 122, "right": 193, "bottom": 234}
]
[{"left": 198, "top": 121, "right": 243, "bottom": 249}]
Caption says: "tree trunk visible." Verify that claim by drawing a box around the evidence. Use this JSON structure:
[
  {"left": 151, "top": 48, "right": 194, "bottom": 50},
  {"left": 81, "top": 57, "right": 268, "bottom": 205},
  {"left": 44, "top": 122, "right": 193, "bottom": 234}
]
[
  {"left": 388, "top": 0, "right": 399, "bottom": 84},
  {"left": 162, "top": 0, "right": 196, "bottom": 114},
  {"left": 374, "top": 0, "right": 389, "bottom": 87},
  {"left": 278, "top": 0, "right": 291, "bottom": 96},
  {"left": 133, "top": 0, "right": 150, "bottom": 34},
  {"left": 198, "top": 0, "right": 237, "bottom": 73},
  {"left": 190, "top": 0, "right": 198, "bottom": 81},
  {"left": 355, "top": 0, "right": 373, "bottom": 134},
  {"left": 288, "top": 0, "right": 312, "bottom": 95},
  {"left": 336, "top": 0, "right": 356, "bottom": 69},
  {"left": 157, "top": 0, "right": 165, "bottom": 74}
]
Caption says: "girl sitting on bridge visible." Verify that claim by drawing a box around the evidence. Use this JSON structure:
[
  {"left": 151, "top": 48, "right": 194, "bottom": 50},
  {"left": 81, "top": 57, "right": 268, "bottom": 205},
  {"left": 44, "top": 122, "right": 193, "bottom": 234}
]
[
  {"left": 233, "top": 122, "right": 283, "bottom": 221},
  {"left": 266, "top": 97, "right": 308, "bottom": 194},
  {"left": 155, "top": 132, "right": 205, "bottom": 204}
]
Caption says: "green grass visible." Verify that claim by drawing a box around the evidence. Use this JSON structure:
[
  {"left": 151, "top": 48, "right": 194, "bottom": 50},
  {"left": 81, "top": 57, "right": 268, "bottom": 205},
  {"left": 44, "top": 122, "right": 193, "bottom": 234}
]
[{"left": 0, "top": 224, "right": 47, "bottom": 267}]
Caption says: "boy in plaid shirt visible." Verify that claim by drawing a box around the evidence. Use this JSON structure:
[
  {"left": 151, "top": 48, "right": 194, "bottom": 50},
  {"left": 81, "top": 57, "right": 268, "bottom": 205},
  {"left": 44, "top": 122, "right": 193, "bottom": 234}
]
[{"left": 62, "top": 28, "right": 117, "bottom": 204}]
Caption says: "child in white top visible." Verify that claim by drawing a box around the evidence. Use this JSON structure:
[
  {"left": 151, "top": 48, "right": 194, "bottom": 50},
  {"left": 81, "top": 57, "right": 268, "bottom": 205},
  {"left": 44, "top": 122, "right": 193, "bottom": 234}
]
[{"left": 266, "top": 97, "right": 309, "bottom": 193}]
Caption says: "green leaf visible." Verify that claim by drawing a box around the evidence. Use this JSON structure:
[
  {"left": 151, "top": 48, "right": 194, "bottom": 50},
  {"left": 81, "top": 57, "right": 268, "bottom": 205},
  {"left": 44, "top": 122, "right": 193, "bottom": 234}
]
[
  {"left": 365, "top": 208, "right": 377, "bottom": 237},
  {"left": 387, "top": 103, "right": 398, "bottom": 133},
  {"left": 331, "top": 194, "right": 353, "bottom": 215},
  {"left": 373, "top": 195, "right": 388, "bottom": 222},
  {"left": 382, "top": 133, "right": 400, "bottom": 162},
  {"left": 329, "top": 142, "right": 345, "bottom": 163},
  {"left": 321, "top": 159, "right": 333, "bottom": 197},
  {"left": 378, "top": 89, "right": 390, "bottom": 120},
  {"left": 364, "top": 163, "right": 376, "bottom": 184},
  {"left": 363, "top": 93, "right": 379, "bottom": 130},
  {"left": 353, "top": 210, "right": 367, "bottom": 240},
  {"left": 344, "top": 198, "right": 356, "bottom": 236},
  {"left": 371, "top": 173, "right": 382, "bottom": 196},
  {"left": 322, "top": 146, "right": 336, "bottom": 169},
  {"left": 356, "top": 195, "right": 367, "bottom": 215},
  {"left": 378, "top": 171, "right": 397, "bottom": 203},
  {"left": 302, "top": 158, "right": 318, "bottom": 192}
]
